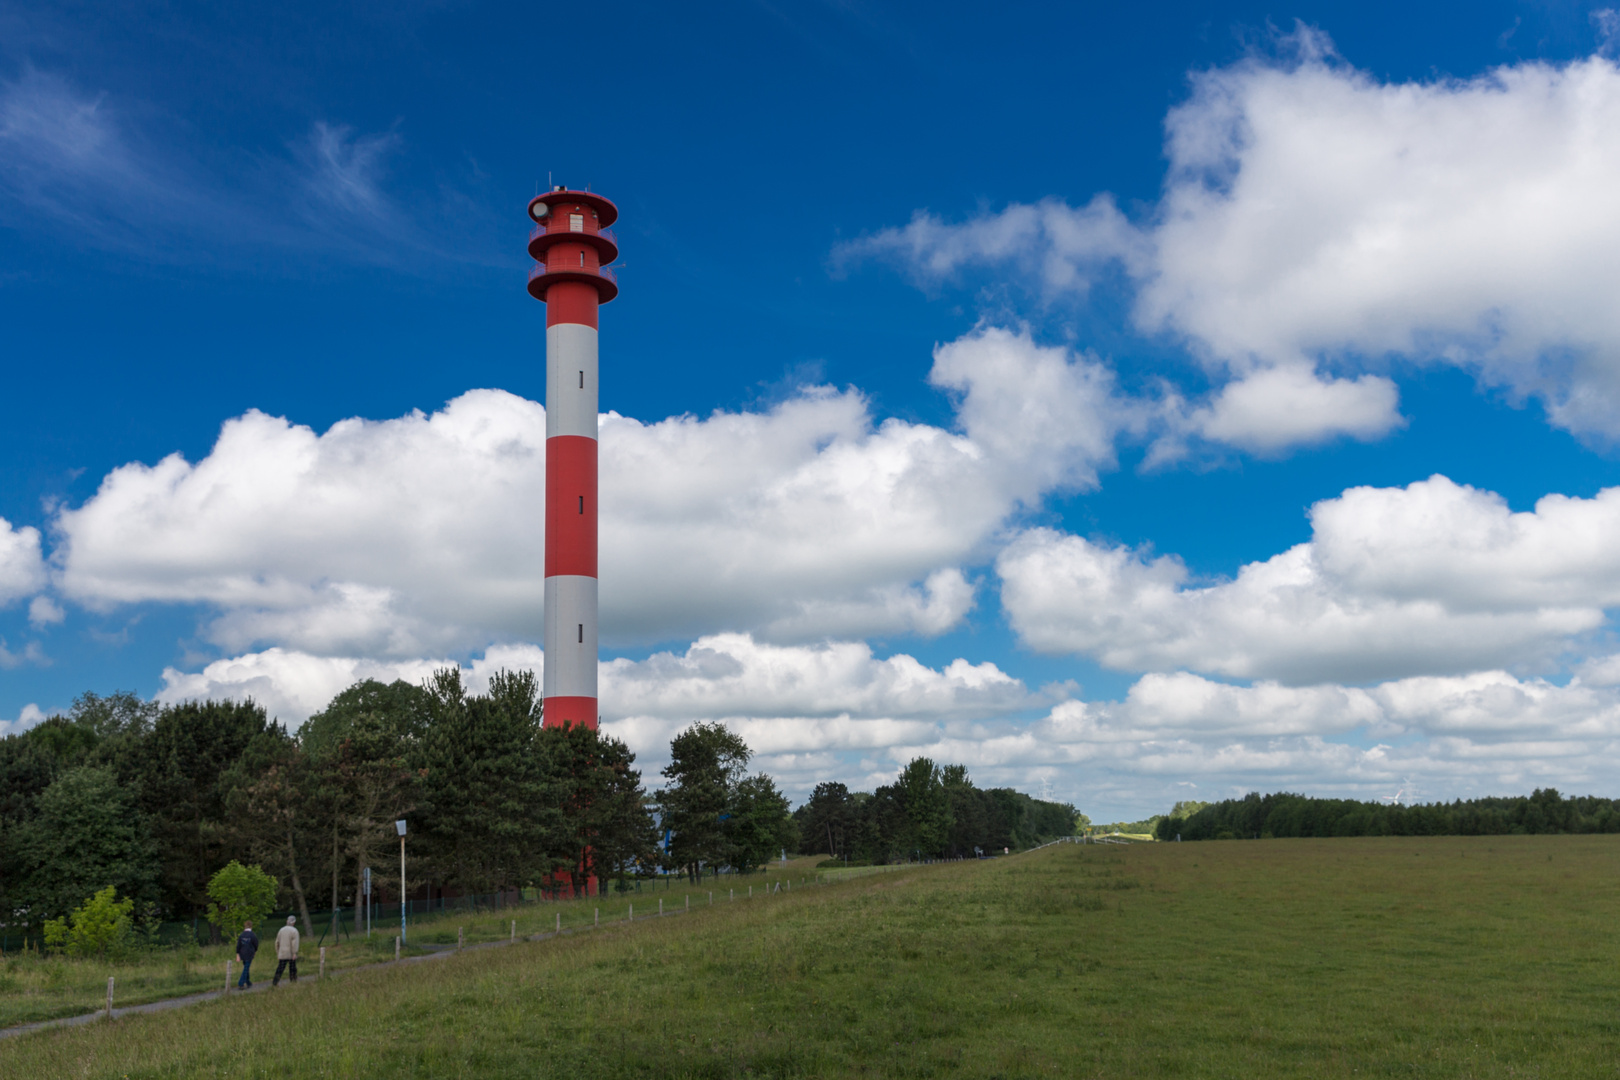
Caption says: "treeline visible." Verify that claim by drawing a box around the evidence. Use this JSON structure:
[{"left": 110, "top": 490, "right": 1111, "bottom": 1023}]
[
  {"left": 2, "top": 679, "right": 1076, "bottom": 944},
  {"left": 1155, "top": 789, "right": 1620, "bottom": 841},
  {"left": 792, "top": 760, "right": 1079, "bottom": 862},
  {"left": 0, "top": 673, "right": 665, "bottom": 942},
  {"left": 0, "top": 676, "right": 817, "bottom": 944}
]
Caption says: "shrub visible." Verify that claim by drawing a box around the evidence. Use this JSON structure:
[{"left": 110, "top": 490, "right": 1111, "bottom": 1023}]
[
  {"left": 204, "top": 861, "right": 278, "bottom": 937},
  {"left": 41, "top": 886, "right": 135, "bottom": 960}
]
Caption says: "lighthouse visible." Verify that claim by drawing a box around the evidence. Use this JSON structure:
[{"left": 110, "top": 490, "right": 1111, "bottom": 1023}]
[{"left": 526, "top": 187, "right": 618, "bottom": 730}]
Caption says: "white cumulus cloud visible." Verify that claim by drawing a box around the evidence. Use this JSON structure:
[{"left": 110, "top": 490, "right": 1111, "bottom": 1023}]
[
  {"left": 0, "top": 516, "right": 46, "bottom": 605},
  {"left": 998, "top": 475, "right": 1620, "bottom": 684},
  {"left": 54, "top": 328, "right": 1127, "bottom": 655},
  {"left": 848, "top": 35, "right": 1620, "bottom": 446}
]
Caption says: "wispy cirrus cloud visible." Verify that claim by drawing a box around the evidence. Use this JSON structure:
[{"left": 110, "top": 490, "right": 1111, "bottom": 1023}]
[{"left": 0, "top": 65, "right": 500, "bottom": 270}]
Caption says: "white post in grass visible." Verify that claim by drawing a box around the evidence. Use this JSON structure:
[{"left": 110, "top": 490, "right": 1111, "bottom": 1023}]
[
  {"left": 595, "top": 908, "right": 599, "bottom": 926},
  {"left": 320, "top": 946, "right": 326, "bottom": 979},
  {"left": 686, "top": 895, "right": 690, "bottom": 912},
  {"left": 555, "top": 912, "right": 560, "bottom": 933},
  {"left": 659, "top": 899, "right": 663, "bottom": 917},
  {"left": 457, "top": 926, "right": 463, "bottom": 951},
  {"left": 225, "top": 959, "right": 231, "bottom": 994},
  {"left": 628, "top": 902, "right": 633, "bottom": 921},
  {"left": 106, "top": 976, "right": 114, "bottom": 1018},
  {"left": 511, "top": 920, "right": 516, "bottom": 943},
  {"left": 395, "top": 936, "right": 400, "bottom": 962}
]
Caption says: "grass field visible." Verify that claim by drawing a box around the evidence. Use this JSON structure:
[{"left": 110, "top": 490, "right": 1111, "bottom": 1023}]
[
  {"left": 4, "top": 835, "right": 1618, "bottom": 1077},
  {"left": 0, "top": 861, "right": 824, "bottom": 1028}
]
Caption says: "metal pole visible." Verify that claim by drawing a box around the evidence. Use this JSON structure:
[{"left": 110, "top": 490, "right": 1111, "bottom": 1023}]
[{"left": 400, "top": 835, "right": 407, "bottom": 945}]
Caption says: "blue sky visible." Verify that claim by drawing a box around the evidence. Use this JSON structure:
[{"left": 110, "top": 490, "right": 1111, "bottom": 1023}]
[{"left": 6, "top": 0, "right": 1620, "bottom": 818}]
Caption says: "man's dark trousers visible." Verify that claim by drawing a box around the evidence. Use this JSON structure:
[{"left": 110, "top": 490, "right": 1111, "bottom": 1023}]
[
  {"left": 237, "top": 957, "right": 253, "bottom": 987},
  {"left": 273, "top": 959, "right": 298, "bottom": 986}
]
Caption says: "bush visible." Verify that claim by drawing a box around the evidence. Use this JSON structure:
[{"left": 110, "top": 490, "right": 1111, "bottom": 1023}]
[
  {"left": 204, "top": 861, "right": 278, "bottom": 937},
  {"left": 41, "top": 886, "right": 135, "bottom": 960}
]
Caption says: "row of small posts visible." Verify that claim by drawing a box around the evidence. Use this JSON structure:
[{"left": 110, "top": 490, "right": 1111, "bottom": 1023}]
[{"left": 102, "top": 875, "right": 815, "bottom": 1020}]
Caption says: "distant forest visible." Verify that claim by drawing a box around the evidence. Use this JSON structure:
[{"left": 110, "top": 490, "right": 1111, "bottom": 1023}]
[
  {"left": 1156, "top": 789, "right": 1620, "bottom": 841},
  {"left": 791, "top": 761, "right": 1079, "bottom": 863}
]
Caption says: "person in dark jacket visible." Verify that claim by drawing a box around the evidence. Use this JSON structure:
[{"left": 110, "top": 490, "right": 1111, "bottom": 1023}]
[{"left": 235, "top": 921, "right": 260, "bottom": 988}]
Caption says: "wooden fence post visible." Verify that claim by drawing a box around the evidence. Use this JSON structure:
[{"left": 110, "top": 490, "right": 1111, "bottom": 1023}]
[
  {"left": 595, "top": 908, "right": 599, "bottom": 926},
  {"left": 457, "top": 926, "right": 463, "bottom": 951},
  {"left": 106, "top": 976, "right": 114, "bottom": 1018},
  {"left": 555, "top": 912, "right": 560, "bottom": 933},
  {"left": 225, "top": 959, "right": 231, "bottom": 994},
  {"left": 628, "top": 902, "right": 633, "bottom": 921},
  {"left": 510, "top": 919, "right": 515, "bottom": 942},
  {"left": 659, "top": 899, "right": 663, "bottom": 916},
  {"left": 319, "top": 946, "right": 326, "bottom": 980},
  {"left": 395, "top": 936, "right": 400, "bottom": 962}
]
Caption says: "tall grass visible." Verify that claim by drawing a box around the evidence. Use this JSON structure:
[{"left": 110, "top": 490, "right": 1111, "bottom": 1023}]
[{"left": 4, "top": 835, "right": 1618, "bottom": 1077}]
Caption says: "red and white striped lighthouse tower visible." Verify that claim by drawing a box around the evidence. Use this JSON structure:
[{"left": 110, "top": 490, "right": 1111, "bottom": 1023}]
[{"left": 526, "top": 187, "right": 618, "bottom": 730}]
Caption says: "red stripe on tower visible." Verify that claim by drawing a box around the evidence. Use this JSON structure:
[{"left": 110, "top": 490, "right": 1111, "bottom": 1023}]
[{"left": 526, "top": 187, "right": 619, "bottom": 731}]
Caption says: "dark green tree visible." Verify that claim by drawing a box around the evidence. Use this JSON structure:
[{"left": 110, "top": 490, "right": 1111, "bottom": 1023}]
[
  {"left": 540, "top": 723, "right": 657, "bottom": 894},
  {"left": 657, "top": 722, "right": 750, "bottom": 881},
  {"left": 794, "top": 781, "right": 857, "bottom": 857},
  {"left": 725, "top": 774, "right": 793, "bottom": 873},
  {"left": 10, "top": 766, "right": 159, "bottom": 928},
  {"left": 895, "top": 757, "right": 953, "bottom": 859},
  {"left": 416, "top": 668, "right": 550, "bottom": 894},
  {"left": 135, "top": 698, "right": 269, "bottom": 922}
]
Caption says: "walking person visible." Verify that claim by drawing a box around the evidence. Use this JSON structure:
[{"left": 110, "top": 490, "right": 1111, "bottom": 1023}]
[
  {"left": 272, "top": 915, "right": 300, "bottom": 987},
  {"left": 235, "top": 920, "right": 260, "bottom": 989}
]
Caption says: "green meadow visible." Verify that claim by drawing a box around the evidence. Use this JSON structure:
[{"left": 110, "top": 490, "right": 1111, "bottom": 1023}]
[{"left": 4, "top": 836, "right": 1617, "bottom": 1078}]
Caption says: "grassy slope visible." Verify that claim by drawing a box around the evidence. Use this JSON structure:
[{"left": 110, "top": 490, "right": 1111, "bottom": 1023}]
[
  {"left": 3, "top": 836, "right": 1618, "bottom": 1078},
  {"left": 0, "top": 864, "right": 820, "bottom": 1027}
]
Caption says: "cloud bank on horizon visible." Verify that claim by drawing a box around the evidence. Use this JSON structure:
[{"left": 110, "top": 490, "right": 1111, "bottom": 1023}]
[{"left": 9, "top": 31, "right": 1620, "bottom": 814}]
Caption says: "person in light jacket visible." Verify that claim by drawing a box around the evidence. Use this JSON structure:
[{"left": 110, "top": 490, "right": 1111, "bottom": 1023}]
[{"left": 271, "top": 915, "right": 300, "bottom": 987}]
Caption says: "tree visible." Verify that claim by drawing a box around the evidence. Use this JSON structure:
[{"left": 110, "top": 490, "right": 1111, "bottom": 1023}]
[
  {"left": 10, "top": 765, "right": 158, "bottom": 928},
  {"left": 136, "top": 699, "right": 269, "bottom": 923},
  {"left": 541, "top": 724, "right": 657, "bottom": 893},
  {"left": 725, "top": 774, "right": 792, "bottom": 872},
  {"left": 895, "top": 758, "right": 953, "bottom": 859},
  {"left": 205, "top": 861, "right": 278, "bottom": 937},
  {"left": 795, "top": 781, "right": 856, "bottom": 857},
  {"left": 416, "top": 668, "right": 550, "bottom": 894},
  {"left": 658, "top": 723, "right": 751, "bottom": 881},
  {"left": 42, "top": 886, "right": 135, "bottom": 959},
  {"left": 222, "top": 726, "right": 317, "bottom": 936}
]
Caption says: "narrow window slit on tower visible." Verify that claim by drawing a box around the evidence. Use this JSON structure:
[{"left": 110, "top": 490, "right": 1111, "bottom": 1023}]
[{"left": 578, "top": 624, "right": 583, "bottom": 643}]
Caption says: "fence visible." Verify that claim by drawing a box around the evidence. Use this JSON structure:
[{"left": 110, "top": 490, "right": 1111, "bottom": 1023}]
[{"left": 0, "top": 868, "right": 774, "bottom": 955}]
